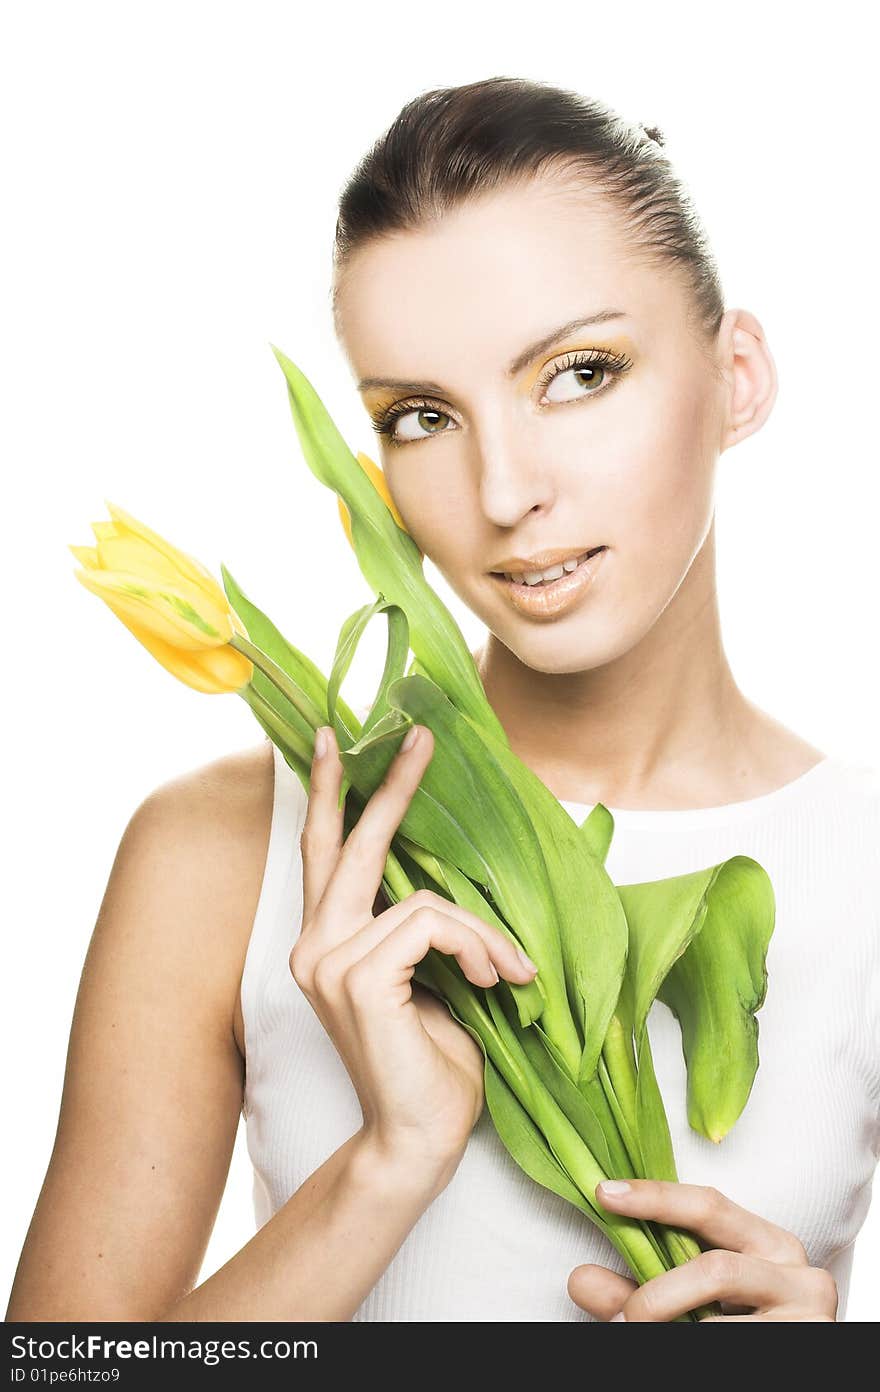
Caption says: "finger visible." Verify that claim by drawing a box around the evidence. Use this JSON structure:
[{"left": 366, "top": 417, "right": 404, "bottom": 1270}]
[
  {"left": 594, "top": 1180, "right": 808, "bottom": 1265},
  {"left": 614, "top": 1250, "right": 796, "bottom": 1322},
  {"left": 567, "top": 1264, "right": 637, "bottom": 1320},
  {"left": 316, "top": 724, "right": 435, "bottom": 929},
  {"left": 341, "top": 907, "right": 524, "bottom": 1001},
  {"left": 318, "top": 890, "right": 539, "bottom": 984},
  {"left": 300, "top": 726, "right": 345, "bottom": 924}
]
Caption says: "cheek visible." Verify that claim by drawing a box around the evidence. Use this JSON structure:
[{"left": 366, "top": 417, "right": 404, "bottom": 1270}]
[
  {"left": 598, "top": 378, "right": 717, "bottom": 567},
  {"left": 386, "top": 454, "right": 479, "bottom": 568}
]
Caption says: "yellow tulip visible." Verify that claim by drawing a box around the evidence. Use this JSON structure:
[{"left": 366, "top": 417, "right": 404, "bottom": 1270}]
[
  {"left": 338, "top": 451, "right": 419, "bottom": 552},
  {"left": 69, "top": 501, "right": 254, "bottom": 694}
]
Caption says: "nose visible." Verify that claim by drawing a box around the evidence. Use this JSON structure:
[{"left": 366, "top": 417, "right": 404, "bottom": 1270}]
[{"left": 476, "top": 434, "right": 557, "bottom": 530}]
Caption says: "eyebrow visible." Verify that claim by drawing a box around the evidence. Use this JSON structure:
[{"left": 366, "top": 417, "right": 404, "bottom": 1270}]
[{"left": 356, "top": 309, "right": 629, "bottom": 394}]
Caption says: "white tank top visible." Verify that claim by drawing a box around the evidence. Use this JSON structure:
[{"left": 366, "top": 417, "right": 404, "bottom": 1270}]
[{"left": 241, "top": 739, "right": 880, "bottom": 1321}]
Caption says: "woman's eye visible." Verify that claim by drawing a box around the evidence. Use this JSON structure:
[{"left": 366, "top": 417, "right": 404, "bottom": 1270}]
[
  {"left": 391, "top": 406, "right": 455, "bottom": 443},
  {"left": 542, "top": 362, "right": 608, "bottom": 404},
  {"left": 374, "top": 353, "right": 625, "bottom": 444}
]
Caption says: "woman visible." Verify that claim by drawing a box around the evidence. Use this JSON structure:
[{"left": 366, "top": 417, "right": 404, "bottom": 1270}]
[{"left": 7, "top": 77, "right": 877, "bottom": 1323}]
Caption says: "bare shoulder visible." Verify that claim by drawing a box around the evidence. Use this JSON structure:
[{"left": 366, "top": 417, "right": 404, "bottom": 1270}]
[
  {"left": 5, "top": 738, "right": 278, "bottom": 1319},
  {"left": 126, "top": 736, "right": 276, "bottom": 1062}
]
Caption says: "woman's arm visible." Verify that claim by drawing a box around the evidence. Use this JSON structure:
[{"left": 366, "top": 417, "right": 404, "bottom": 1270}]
[
  {"left": 5, "top": 745, "right": 451, "bottom": 1322},
  {"left": 162, "top": 1129, "right": 453, "bottom": 1322}
]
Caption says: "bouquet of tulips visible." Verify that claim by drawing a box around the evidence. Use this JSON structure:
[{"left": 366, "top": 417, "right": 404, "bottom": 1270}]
[{"left": 70, "top": 347, "right": 776, "bottom": 1323}]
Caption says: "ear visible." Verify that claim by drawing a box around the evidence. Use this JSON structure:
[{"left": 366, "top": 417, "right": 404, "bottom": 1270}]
[{"left": 716, "top": 308, "right": 778, "bottom": 451}]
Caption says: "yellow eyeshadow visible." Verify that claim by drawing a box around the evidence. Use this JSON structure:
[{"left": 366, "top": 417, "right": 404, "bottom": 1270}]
[
  {"left": 516, "top": 335, "right": 638, "bottom": 394},
  {"left": 364, "top": 334, "right": 638, "bottom": 414}
]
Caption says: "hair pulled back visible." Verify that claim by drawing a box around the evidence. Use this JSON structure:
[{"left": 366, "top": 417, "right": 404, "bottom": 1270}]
[{"left": 331, "top": 76, "right": 724, "bottom": 342}]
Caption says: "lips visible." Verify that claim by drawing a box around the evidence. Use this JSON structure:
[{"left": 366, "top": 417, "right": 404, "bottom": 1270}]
[
  {"left": 490, "top": 545, "right": 608, "bottom": 620},
  {"left": 493, "top": 546, "right": 607, "bottom": 587}
]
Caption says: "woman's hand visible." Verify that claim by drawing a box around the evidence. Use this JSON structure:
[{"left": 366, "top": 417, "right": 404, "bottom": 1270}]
[
  {"left": 567, "top": 1180, "right": 838, "bottom": 1322},
  {"left": 289, "top": 723, "right": 538, "bottom": 1188}
]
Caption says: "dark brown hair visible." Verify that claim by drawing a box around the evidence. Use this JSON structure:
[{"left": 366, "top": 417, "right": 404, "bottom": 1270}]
[{"left": 331, "top": 76, "right": 724, "bottom": 342}]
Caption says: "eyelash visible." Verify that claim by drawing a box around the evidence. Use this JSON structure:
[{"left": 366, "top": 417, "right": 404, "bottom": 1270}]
[{"left": 368, "top": 347, "right": 634, "bottom": 447}]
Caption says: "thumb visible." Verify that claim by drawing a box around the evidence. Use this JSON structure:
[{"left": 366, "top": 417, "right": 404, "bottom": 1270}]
[{"left": 568, "top": 1264, "right": 637, "bottom": 1320}]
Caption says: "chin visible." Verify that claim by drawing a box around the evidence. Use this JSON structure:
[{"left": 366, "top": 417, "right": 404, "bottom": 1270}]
[{"left": 491, "top": 619, "right": 634, "bottom": 677}]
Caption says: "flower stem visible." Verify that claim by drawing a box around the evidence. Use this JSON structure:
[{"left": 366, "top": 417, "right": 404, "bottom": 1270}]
[
  {"left": 240, "top": 684, "right": 315, "bottom": 769},
  {"left": 579, "top": 1073, "right": 637, "bottom": 1181},
  {"left": 230, "top": 632, "right": 326, "bottom": 731},
  {"left": 599, "top": 1012, "right": 640, "bottom": 1156},
  {"left": 597, "top": 1052, "right": 642, "bottom": 1174},
  {"left": 382, "top": 847, "right": 418, "bottom": 903}
]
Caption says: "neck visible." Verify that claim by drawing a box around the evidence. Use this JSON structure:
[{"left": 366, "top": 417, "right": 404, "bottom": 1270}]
[{"left": 475, "top": 523, "right": 757, "bottom": 809}]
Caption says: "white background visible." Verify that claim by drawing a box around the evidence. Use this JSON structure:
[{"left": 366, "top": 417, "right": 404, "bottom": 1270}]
[{"left": 2, "top": 0, "right": 877, "bottom": 1321}]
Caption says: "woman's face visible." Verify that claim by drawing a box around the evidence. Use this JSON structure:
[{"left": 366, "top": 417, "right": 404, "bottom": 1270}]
[{"left": 333, "top": 175, "right": 734, "bottom": 675}]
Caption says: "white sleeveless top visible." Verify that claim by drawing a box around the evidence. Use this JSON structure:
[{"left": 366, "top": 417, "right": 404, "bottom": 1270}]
[{"left": 241, "top": 740, "right": 880, "bottom": 1321}]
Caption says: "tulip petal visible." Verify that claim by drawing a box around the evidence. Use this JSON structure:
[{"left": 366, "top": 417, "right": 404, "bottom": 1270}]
[
  {"left": 94, "top": 532, "right": 189, "bottom": 584},
  {"left": 355, "top": 451, "right": 409, "bottom": 533},
  {"left": 121, "top": 615, "right": 253, "bottom": 693},
  {"left": 73, "top": 566, "right": 231, "bottom": 649},
  {"left": 228, "top": 604, "right": 250, "bottom": 640},
  {"left": 102, "top": 500, "right": 229, "bottom": 610},
  {"left": 69, "top": 544, "right": 100, "bottom": 569},
  {"left": 337, "top": 460, "right": 412, "bottom": 553},
  {"left": 338, "top": 495, "right": 353, "bottom": 548}
]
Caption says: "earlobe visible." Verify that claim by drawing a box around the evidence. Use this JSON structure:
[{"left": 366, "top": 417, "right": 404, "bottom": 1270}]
[{"left": 720, "top": 309, "right": 778, "bottom": 450}]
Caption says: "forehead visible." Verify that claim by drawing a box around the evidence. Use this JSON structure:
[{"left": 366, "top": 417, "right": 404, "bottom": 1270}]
[{"left": 334, "top": 177, "right": 675, "bottom": 377}]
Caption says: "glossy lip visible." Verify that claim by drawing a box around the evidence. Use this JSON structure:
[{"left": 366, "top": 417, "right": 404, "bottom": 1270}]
[
  {"left": 488, "top": 545, "right": 601, "bottom": 574},
  {"left": 490, "top": 546, "right": 608, "bottom": 620}
]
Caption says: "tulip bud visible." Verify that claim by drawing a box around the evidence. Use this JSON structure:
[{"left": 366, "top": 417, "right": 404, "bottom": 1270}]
[{"left": 70, "top": 501, "right": 254, "bottom": 694}]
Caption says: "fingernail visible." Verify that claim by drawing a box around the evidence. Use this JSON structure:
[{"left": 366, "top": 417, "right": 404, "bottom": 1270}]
[
  {"left": 516, "top": 948, "right": 538, "bottom": 975},
  {"left": 488, "top": 963, "right": 500, "bottom": 985},
  {"left": 401, "top": 726, "right": 420, "bottom": 752},
  {"left": 598, "top": 1180, "right": 631, "bottom": 1197},
  {"left": 610, "top": 1311, "right": 627, "bottom": 1322},
  {"left": 314, "top": 727, "right": 328, "bottom": 759}
]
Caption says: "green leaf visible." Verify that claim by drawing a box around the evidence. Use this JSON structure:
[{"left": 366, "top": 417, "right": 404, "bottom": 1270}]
[
  {"left": 617, "top": 867, "right": 718, "bottom": 1045},
  {"left": 221, "top": 562, "right": 362, "bottom": 745},
  {"left": 341, "top": 706, "right": 486, "bottom": 884},
  {"left": 387, "top": 838, "right": 443, "bottom": 899},
  {"left": 238, "top": 685, "right": 312, "bottom": 795},
  {"left": 483, "top": 1058, "right": 600, "bottom": 1221},
  {"left": 634, "top": 1025, "right": 678, "bottom": 1181},
  {"left": 617, "top": 856, "right": 775, "bottom": 1143},
  {"left": 385, "top": 675, "right": 583, "bottom": 1073},
  {"left": 416, "top": 943, "right": 671, "bottom": 1286},
  {"left": 486, "top": 735, "right": 629, "bottom": 1084},
  {"left": 270, "top": 345, "right": 505, "bottom": 741},
  {"left": 658, "top": 856, "right": 775, "bottom": 1143},
  {"left": 416, "top": 956, "right": 603, "bottom": 1225},
  {"left": 362, "top": 606, "right": 410, "bottom": 736},
  {"left": 343, "top": 674, "right": 563, "bottom": 961},
  {"left": 495, "top": 984, "right": 614, "bottom": 1174},
  {"left": 579, "top": 803, "right": 614, "bottom": 864},
  {"left": 326, "top": 597, "right": 411, "bottom": 805},
  {"left": 327, "top": 598, "right": 410, "bottom": 747},
  {"left": 406, "top": 654, "right": 430, "bottom": 678}
]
